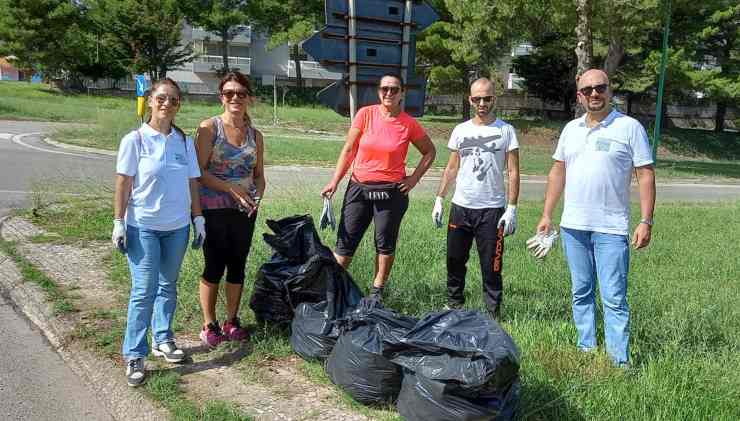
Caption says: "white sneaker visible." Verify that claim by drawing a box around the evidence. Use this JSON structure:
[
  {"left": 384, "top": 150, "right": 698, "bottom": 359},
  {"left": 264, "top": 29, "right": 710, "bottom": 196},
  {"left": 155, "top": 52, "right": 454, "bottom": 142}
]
[
  {"left": 126, "top": 358, "right": 145, "bottom": 387},
  {"left": 152, "top": 342, "right": 186, "bottom": 363}
]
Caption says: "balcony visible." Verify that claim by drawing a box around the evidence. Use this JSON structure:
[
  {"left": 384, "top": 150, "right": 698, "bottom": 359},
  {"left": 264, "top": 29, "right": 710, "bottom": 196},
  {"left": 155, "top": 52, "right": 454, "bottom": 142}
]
[
  {"left": 192, "top": 55, "right": 251, "bottom": 74},
  {"left": 288, "top": 61, "right": 342, "bottom": 81},
  {"left": 190, "top": 26, "right": 251, "bottom": 45}
]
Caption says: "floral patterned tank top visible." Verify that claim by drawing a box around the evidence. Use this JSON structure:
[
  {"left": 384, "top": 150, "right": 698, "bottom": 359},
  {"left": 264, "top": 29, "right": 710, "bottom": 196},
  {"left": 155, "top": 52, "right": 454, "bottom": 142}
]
[{"left": 199, "top": 116, "right": 258, "bottom": 210}]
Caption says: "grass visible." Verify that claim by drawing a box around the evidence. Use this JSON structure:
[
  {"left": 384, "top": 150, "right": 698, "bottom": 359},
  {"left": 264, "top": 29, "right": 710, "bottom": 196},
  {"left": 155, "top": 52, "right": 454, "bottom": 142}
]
[
  {"left": 25, "top": 187, "right": 740, "bottom": 420},
  {"left": 2, "top": 81, "right": 738, "bottom": 179},
  {"left": 0, "top": 239, "right": 76, "bottom": 315}
]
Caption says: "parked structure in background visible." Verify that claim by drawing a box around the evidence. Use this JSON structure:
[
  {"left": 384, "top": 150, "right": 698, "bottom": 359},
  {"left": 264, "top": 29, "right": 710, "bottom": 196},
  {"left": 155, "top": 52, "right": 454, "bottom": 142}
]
[
  {"left": 0, "top": 57, "right": 20, "bottom": 81},
  {"left": 86, "top": 24, "right": 341, "bottom": 95}
]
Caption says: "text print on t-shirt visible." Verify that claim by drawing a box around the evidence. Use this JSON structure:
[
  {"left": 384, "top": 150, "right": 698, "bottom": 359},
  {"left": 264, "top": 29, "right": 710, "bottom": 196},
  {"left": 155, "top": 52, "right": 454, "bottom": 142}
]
[{"left": 459, "top": 134, "right": 502, "bottom": 180}]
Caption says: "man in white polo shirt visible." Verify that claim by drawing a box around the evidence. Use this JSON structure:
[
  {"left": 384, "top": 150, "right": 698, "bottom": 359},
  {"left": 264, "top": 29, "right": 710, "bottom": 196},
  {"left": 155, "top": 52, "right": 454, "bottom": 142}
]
[
  {"left": 432, "top": 77, "right": 520, "bottom": 319},
  {"left": 535, "top": 69, "right": 656, "bottom": 367}
]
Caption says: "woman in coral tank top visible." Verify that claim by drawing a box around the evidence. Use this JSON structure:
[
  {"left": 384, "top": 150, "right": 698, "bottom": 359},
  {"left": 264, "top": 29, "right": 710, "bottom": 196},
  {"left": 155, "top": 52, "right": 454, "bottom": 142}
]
[{"left": 321, "top": 73, "right": 436, "bottom": 301}]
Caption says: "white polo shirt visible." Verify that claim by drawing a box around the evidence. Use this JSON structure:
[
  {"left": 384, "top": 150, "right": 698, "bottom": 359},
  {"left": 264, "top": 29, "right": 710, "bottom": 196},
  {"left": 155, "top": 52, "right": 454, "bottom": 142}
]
[
  {"left": 448, "top": 118, "right": 519, "bottom": 209},
  {"left": 553, "top": 110, "right": 653, "bottom": 235},
  {"left": 116, "top": 124, "right": 201, "bottom": 231}
]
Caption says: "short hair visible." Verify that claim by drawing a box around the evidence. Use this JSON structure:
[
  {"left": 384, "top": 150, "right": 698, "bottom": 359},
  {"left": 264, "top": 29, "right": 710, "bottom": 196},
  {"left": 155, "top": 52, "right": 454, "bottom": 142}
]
[{"left": 378, "top": 73, "right": 404, "bottom": 90}]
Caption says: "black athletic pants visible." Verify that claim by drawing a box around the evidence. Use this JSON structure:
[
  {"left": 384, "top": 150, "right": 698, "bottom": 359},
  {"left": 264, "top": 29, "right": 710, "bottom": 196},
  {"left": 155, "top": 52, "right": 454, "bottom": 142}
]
[{"left": 446, "top": 203, "right": 505, "bottom": 314}]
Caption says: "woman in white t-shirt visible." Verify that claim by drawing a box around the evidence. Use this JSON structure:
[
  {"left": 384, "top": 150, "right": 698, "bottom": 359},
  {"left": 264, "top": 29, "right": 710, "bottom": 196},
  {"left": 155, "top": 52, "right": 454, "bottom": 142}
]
[{"left": 111, "top": 78, "right": 204, "bottom": 387}]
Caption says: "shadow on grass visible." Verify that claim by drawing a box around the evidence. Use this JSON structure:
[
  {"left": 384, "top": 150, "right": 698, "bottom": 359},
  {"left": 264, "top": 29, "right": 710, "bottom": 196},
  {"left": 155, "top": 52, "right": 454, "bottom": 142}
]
[
  {"left": 660, "top": 128, "right": 740, "bottom": 160},
  {"left": 518, "top": 378, "right": 587, "bottom": 421},
  {"left": 656, "top": 159, "right": 740, "bottom": 179}
]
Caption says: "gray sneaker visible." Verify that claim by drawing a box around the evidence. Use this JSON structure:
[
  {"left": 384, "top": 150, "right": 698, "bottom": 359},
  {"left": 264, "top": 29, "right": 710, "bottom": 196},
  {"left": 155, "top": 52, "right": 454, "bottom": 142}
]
[
  {"left": 152, "top": 342, "right": 186, "bottom": 363},
  {"left": 126, "top": 358, "right": 145, "bottom": 387}
]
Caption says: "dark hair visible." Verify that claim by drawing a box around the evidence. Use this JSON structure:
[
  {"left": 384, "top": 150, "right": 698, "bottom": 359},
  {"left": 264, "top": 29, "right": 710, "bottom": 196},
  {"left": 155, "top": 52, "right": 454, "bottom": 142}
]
[
  {"left": 378, "top": 73, "right": 404, "bottom": 90},
  {"left": 218, "top": 71, "right": 254, "bottom": 126},
  {"left": 146, "top": 77, "right": 185, "bottom": 139}
]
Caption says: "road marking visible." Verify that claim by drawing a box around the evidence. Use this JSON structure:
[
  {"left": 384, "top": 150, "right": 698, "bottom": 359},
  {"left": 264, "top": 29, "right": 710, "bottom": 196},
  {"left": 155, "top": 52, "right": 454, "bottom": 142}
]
[
  {"left": 0, "top": 133, "right": 13, "bottom": 140},
  {"left": 0, "top": 190, "right": 100, "bottom": 197},
  {"left": 11, "top": 133, "right": 109, "bottom": 160}
]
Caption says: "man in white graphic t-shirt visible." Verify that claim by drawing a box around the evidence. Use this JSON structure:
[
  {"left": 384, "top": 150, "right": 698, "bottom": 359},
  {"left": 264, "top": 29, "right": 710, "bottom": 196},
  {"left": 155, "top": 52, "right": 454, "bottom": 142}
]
[
  {"left": 536, "top": 69, "right": 656, "bottom": 367},
  {"left": 432, "top": 78, "right": 520, "bottom": 319}
]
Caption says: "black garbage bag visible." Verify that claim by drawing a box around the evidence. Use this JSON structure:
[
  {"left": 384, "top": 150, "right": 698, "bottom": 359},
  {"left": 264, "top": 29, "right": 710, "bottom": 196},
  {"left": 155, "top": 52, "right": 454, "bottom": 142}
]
[
  {"left": 290, "top": 268, "right": 364, "bottom": 361},
  {"left": 326, "top": 299, "right": 418, "bottom": 405},
  {"left": 397, "top": 370, "right": 521, "bottom": 421},
  {"left": 390, "top": 310, "right": 521, "bottom": 420},
  {"left": 249, "top": 215, "right": 345, "bottom": 325}
]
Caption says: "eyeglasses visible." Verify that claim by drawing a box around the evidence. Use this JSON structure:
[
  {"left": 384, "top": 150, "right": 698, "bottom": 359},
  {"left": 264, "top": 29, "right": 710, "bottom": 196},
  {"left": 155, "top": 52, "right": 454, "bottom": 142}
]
[
  {"left": 221, "top": 89, "right": 249, "bottom": 100},
  {"left": 379, "top": 86, "right": 401, "bottom": 96},
  {"left": 579, "top": 84, "right": 608, "bottom": 96},
  {"left": 471, "top": 96, "right": 494, "bottom": 104},
  {"left": 154, "top": 94, "right": 180, "bottom": 106}
]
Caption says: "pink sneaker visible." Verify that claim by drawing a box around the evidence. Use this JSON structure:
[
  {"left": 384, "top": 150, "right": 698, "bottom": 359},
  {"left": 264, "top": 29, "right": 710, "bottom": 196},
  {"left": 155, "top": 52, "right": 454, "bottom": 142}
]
[
  {"left": 223, "top": 317, "right": 250, "bottom": 341},
  {"left": 200, "top": 321, "right": 227, "bottom": 348}
]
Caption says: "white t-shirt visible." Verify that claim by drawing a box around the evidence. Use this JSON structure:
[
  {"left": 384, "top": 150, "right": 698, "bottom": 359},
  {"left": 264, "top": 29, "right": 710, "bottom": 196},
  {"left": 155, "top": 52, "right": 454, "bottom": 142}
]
[
  {"left": 116, "top": 123, "right": 201, "bottom": 231},
  {"left": 553, "top": 110, "right": 653, "bottom": 235},
  {"left": 448, "top": 118, "right": 519, "bottom": 209}
]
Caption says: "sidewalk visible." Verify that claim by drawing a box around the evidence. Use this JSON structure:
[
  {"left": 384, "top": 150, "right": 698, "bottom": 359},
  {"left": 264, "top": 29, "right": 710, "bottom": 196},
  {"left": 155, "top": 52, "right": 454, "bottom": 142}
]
[{"left": 0, "top": 215, "right": 375, "bottom": 420}]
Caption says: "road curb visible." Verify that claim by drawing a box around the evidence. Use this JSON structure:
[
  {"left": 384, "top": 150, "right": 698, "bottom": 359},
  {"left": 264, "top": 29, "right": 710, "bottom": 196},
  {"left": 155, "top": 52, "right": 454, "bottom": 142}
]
[
  {"left": 43, "top": 137, "right": 117, "bottom": 157},
  {"left": 0, "top": 216, "right": 169, "bottom": 421}
]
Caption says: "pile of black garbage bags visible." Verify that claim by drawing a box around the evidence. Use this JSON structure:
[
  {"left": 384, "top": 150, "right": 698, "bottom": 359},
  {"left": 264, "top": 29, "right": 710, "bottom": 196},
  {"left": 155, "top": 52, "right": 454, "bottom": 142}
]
[{"left": 249, "top": 216, "right": 521, "bottom": 420}]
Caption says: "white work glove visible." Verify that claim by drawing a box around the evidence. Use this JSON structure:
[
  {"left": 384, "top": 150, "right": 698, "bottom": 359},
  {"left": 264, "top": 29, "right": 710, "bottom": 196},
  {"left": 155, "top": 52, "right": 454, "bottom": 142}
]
[
  {"left": 192, "top": 215, "right": 206, "bottom": 249},
  {"left": 497, "top": 205, "right": 518, "bottom": 236},
  {"left": 320, "top": 196, "right": 336, "bottom": 230},
  {"left": 112, "top": 218, "right": 126, "bottom": 253},
  {"left": 526, "top": 230, "right": 560, "bottom": 259},
  {"left": 432, "top": 196, "right": 445, "bottom": 228}
]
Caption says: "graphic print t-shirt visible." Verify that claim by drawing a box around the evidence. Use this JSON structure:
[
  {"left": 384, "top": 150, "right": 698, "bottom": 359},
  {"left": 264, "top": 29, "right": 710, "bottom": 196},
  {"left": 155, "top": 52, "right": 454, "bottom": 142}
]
[{"left": 448, "top": 119, "right": 519, "bottom": 209}]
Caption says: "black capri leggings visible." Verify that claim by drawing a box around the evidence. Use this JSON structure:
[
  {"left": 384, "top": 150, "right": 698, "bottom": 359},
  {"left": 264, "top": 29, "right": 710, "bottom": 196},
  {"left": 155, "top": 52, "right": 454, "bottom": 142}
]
[
  {"left": 335, "top": 180, "right": 409, "bottom": 257},
  {"left": 201, "top": 208, "right": 257, "bottom": 284}
]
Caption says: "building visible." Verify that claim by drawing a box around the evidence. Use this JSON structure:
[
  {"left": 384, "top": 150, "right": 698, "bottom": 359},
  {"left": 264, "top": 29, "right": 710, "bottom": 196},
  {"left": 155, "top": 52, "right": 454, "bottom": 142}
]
[{"left": 0, "top": 57, "right": 20, "bottom": 81}]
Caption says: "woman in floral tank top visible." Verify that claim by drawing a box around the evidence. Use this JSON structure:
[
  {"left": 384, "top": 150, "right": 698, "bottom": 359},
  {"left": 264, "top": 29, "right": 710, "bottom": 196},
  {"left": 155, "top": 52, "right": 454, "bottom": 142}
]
[{"left": 195, "top": 71, "right": 265, "bottom": 348}]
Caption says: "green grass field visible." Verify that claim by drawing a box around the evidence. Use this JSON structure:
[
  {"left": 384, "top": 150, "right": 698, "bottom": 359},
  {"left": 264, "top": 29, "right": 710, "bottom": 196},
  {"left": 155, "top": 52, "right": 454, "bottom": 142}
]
[
  {"left": 2, "top": 81, "right": 738, "bottom": 180},
  {"left": 24, "top": 189, "right": 740, "bottom": 421}
]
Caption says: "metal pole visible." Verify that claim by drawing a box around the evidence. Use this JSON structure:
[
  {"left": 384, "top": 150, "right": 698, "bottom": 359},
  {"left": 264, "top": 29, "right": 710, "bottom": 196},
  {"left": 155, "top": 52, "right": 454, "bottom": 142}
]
[
  {"left": 273, "top": 76, "right": 278, "bottom": 126},
  {"left": 653, "top": 0, "right": 671, "bottom": 161},
  {"left": 400, "top": 0, "right": 413, "bottom": 112},
  {"left": 348, "top": 0, "right": 358, "bottom": 121}
]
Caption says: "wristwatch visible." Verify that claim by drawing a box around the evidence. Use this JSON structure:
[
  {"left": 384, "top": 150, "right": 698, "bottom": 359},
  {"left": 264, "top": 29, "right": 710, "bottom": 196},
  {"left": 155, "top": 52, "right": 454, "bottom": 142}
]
[{"left": 639, "top": 218, "right": 654, "bottom": 226}]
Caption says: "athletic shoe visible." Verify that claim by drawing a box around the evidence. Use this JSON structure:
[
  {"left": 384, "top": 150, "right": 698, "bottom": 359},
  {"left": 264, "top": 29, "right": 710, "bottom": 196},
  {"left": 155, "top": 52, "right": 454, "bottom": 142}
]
[
  {"left": 199, "top": 321, "right": 227, "bottom": 348},
  {"left": 126, "top": 358, "right": 145, "bottom": 387},
  {"left": 151, "top": 341, "right": 186, "bottom": 363},
  {"left": 368, "top": 286, "right": 384, "bottom": 302},
  {"left": 223, "top": 317, "right": 250, "bottom": 341}
]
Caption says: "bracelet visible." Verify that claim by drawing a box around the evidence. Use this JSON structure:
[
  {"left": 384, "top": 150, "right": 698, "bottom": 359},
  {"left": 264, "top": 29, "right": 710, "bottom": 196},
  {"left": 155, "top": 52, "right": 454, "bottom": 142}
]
[{"left": 639, "top": 218, "right": 654, "bottom": 226}]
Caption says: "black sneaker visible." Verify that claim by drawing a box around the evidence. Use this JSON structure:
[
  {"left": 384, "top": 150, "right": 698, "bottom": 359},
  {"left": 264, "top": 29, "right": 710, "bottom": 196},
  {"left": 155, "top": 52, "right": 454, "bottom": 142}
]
[
  {"left": 152, "top": 341, "right": 186, "bottom": 363},
  {"left": 126, "top": 358, "right": 145, "bottom": 387},
  {"left": 368, "top": 286, "right": 384, "bottom": 302}
]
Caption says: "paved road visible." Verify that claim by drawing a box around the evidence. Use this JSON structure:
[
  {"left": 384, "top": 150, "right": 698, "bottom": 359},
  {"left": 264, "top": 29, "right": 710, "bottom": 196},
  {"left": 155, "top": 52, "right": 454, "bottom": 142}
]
[
  {"left": 0, "top": 293, "right": 111, "bottom": 420},
  {"left": 2, "top": 120, "right": 739, "bottom": 210}
]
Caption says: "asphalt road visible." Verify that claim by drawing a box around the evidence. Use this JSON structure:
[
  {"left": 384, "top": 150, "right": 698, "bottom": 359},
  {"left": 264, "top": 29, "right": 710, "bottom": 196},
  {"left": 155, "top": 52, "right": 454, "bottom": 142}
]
[{"left": 0, "top": 293, "right": 111, "bottom": 420}]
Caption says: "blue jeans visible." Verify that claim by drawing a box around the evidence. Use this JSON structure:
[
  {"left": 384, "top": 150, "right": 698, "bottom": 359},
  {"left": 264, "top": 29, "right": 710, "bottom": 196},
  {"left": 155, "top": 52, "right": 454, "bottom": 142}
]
[
  {"left": 122, "top": 224, "right": 189, "bottom": 360},
  {"left": 561, "top": 228, "right": 630, "bottom": 364}
]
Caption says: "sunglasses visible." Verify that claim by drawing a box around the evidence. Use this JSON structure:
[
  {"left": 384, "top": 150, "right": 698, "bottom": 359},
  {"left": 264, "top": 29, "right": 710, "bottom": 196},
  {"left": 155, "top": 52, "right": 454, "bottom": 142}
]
[
  {"left": 154, "top": 94, "right": 180, "bottom": 106},
  {"left": 579, "top": 84, "right": 608, "bottom": 96},
  {"left": 379, "top": 86, "right": 401, "bottom": 95},
  {"left": 221, "top": 89, "right": 249, "bottom": 100},
  {"left": 471, "top": 96, "right": 494, "bottom": 104}
]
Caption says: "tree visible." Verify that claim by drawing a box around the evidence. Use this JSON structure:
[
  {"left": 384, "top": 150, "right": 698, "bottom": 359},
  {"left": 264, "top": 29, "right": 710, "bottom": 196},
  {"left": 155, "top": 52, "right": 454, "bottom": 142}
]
[
  {"left": 417, "top": 0, "right": 515, "bottom": 120},
  {"left": 513, "top": 32, "right": 577, "bottom": 118},
  {"left": 249, "top": 0, "right": 324, "bottom": 88},
  {"left": 183, "top": 0, "right": 250, "bottom": 76},
  {"left": 90, "top": 0, "right": 195, "bottom": 81},
  {"left": 684, "top": 1, "right": 739, "bottom": 131}
]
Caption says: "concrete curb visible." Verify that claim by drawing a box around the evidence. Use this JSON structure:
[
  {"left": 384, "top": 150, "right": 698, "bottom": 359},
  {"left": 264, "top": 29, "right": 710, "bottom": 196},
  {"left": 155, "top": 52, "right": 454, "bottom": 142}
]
[
  {"left": 0, "top": 216, "right": 169, "bottom": 421},
  {"left": 44, "top": 137, "right": 117, "bottom": 157}
]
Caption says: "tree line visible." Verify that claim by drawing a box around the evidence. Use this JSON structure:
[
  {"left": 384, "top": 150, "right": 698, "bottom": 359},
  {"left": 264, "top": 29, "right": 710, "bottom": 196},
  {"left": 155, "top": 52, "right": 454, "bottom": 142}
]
[{"left": 1, "top": 0, "right": 736, "bottom": 131}]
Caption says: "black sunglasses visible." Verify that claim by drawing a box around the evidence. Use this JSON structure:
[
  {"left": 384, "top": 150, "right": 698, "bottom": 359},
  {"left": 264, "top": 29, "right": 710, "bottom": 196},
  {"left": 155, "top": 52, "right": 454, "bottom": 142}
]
[
  {"left": 579, "top": 84, "right": 608, "bottom": 96},
  {"left": 471, "top": 96, "right": 494, "bottom": 104},
  {"left": 221, "top": 89, "right": 249, "bottom": 100},
  {"left": 379, "top": 86, "right": 401, "bottom": 95}
]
